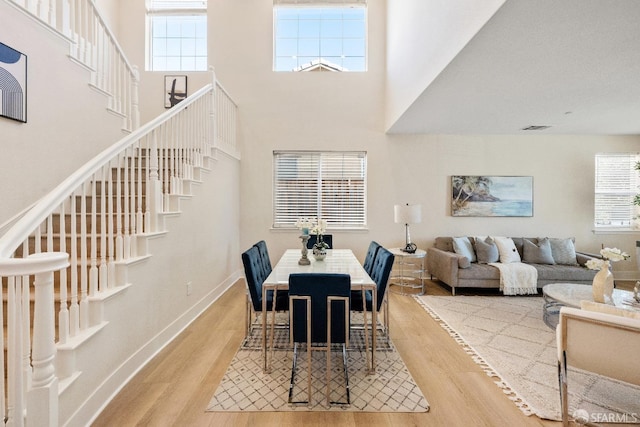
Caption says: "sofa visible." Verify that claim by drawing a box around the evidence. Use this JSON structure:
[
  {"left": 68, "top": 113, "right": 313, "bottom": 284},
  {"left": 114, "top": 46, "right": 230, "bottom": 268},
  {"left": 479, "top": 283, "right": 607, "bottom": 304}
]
[{"left": 426, "top": 236, "right": 598, "bottom": 295}]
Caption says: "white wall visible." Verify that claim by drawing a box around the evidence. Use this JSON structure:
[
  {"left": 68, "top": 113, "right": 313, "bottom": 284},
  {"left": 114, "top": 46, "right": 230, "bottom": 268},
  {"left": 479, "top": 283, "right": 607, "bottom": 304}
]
[
  {"left": 385, "top": 0, "right": 505, "bottom": 131},
  {"left": 202, "top": 0, "right": 640, "bottom": 279},
  {"left": 0, "top": 2, "right": 127, "bottom": 224}
]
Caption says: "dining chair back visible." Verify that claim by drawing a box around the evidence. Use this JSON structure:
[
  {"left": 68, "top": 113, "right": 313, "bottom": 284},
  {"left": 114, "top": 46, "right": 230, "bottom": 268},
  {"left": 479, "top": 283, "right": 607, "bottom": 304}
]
[
  {"left": 306, "top": 234, "right": 333, "bottom": 249},
  {"left": 369, "top": 247, "right": 395, "bottom": 311},
  {"left": 253, "top": 240, "right": 272, "bottom": 277},
  {"left": 362, "top": 241, "right": 381, "bottom": 276},
  {"left": 288, "top": 273, "right": 351, "bottom": 406}
]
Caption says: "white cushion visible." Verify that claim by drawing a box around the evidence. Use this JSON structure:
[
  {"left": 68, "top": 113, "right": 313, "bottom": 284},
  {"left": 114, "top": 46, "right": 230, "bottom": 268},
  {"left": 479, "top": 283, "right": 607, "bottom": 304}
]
[
  {"left": 452, "top": 236, "right": 476, "bottom": 263},
  {"left": 493, "top": 236, "right": 521, "bottom": 263}
]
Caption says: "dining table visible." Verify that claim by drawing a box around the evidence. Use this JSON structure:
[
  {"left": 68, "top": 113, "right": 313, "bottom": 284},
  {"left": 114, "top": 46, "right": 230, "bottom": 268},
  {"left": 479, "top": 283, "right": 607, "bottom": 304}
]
[{"left": 261, "top": 248, "right": 378, "bottom": 374}]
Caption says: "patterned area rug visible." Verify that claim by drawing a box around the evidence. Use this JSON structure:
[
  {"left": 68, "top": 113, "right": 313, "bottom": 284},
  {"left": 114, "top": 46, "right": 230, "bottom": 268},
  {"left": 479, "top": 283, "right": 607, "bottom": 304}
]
[
  {"left": 416, "top": 295, "right": 640, "bottom": 422},
  {"left": 207, "top": 325, "right": 429, "bottom": 412}
]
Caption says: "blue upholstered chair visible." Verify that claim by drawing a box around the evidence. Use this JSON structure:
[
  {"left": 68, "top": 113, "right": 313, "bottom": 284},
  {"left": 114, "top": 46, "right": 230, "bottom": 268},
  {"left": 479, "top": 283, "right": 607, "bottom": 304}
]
[
  {"left": 253, "top": 240, "right": 272, "bottom": 278},
  {"left": 242, "top": 245, "right": 288, "bottom": 338},
  {"left": 306, "top": 234, "right": 333, "bottom": 249},
  {"left": 362, "top": 241, "right": 381, "bottom": 276},
  {"left": 288, "top": 273, "right": 351, "bottom": 406},
  {"left": 351, "top": 247, "right": 395, "bottom": 337}
]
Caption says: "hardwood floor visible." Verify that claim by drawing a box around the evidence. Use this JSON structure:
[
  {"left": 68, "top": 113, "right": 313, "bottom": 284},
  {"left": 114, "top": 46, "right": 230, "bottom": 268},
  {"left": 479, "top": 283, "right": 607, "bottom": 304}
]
[{"left": 92, "top": 279, "right": 609, "bottom": 427}]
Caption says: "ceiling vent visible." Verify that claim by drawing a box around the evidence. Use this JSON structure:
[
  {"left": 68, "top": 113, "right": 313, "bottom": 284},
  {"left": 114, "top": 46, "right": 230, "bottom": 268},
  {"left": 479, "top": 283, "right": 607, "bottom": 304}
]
[{"left": 521, "top": 125, "right": 551, "bottom": 131}]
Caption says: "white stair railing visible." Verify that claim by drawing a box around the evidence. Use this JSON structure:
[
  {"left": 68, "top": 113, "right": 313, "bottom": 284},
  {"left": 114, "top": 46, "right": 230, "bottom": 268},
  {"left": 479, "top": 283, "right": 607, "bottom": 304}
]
[
  {"left": 7, "top": 0, "right": 140, "bottom": 131},
  {"left": 0, "top": 68, "right": 238, "bottom": 426}
]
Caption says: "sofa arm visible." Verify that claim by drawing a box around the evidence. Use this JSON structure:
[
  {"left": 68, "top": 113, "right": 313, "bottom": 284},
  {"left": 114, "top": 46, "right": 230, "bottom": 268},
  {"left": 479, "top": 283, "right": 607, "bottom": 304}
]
[
  {"left": 576, "top": 251, "right": 600, "bottom": 267},
  {"left": 427, "top": 248, "right": 463, "bottom": 287}
]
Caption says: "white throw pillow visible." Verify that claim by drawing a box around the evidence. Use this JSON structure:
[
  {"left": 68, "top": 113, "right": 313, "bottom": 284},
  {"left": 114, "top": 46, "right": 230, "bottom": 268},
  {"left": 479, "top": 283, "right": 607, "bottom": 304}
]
[
  {"left": 493, "top": 236, "right": 521, "bottom": 263},
  {"left": 452, "top": 236, "right": 476, "bottom": 263}
]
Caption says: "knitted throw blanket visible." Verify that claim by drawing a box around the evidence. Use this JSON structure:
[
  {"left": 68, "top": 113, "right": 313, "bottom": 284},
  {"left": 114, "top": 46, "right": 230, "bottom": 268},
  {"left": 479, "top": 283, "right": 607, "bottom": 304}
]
[{"left": 488, "top": 262, "right": 538, "bottom": 295}]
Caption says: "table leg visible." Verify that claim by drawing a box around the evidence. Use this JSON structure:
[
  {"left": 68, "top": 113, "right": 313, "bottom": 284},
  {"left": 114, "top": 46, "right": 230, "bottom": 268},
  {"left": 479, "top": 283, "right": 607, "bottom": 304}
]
[
  {"left": 361, "top": 285, "right": 370, "bottom": 374},
  {"left": 262, "top": 286, "right": 268, "bottom": 372},
  {"left": 371, "top": 287, "right": 377, "bottom": 373}
]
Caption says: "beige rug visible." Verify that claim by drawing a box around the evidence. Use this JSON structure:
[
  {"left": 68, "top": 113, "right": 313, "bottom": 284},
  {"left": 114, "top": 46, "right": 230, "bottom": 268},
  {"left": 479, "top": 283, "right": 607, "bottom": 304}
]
[
  {"left": 207, "top": 326, "right": 429, "bottom": 412},
  {"left": 416, "top": 295, "right": 640, "bottom": 422}
]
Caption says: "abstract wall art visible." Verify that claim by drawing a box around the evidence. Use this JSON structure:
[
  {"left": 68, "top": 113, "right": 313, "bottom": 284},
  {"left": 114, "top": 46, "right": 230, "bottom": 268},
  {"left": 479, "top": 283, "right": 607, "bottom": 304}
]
[
  {"left": 164, "top": 75, "right": 187, "bottom": 108},
  {"left": 0, "top": 42, "right": 27, "bottom": 123}
]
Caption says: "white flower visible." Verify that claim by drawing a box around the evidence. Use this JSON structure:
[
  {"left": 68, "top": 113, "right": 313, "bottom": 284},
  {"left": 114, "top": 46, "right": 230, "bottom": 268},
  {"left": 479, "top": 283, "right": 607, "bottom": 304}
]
[
  {"left": 295, "top": 218, "right": 313, "bottom": 229},
  {"left": 586, "top": 258, "right": 607, "bottom": 271},
  {"left": 600, "top": 247, "right": 630, "bottom": 262}
]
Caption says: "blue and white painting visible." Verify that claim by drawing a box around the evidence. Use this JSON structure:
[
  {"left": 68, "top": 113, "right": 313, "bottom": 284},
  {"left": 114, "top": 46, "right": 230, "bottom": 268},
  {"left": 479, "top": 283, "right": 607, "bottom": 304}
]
[
  {"left": 0, "top": 42, "right": 27, "bottom": 123},
  {"left": 452, "top": 176, "right": 533, "bottom": 217}
]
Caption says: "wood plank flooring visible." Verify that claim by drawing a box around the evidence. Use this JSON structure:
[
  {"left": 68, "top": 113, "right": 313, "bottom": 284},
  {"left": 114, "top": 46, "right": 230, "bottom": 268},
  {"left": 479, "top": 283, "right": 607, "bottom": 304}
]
[{"left": 93, "top": 279, "right": 624, "bottom": 426}]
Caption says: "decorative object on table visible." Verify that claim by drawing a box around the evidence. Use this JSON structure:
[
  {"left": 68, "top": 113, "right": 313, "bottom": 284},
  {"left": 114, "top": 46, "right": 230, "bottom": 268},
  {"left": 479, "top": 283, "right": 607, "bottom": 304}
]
[
  {"left": 164, "top": 75, "right": 187, "bottom": 108},
  {"left": 634, "top": 281, "right": 640, "bottom": 303},
  {"left": 0, "top": 42, "right": 28, "bottom": 123},
  {"left": 394, "top": 203, "right": 421, "bottom": 253},
  {"left": 451, "top": 176, "right": 533, "bottom": 217},
  {"left": 586, "top": 247, "right": 630, "bottom": 303},
  {"left": 295, "top": 218, "right": 313, "bottom": 265},
  {"left": 310, "top": 218, "right": 329, "bottom": 261}
]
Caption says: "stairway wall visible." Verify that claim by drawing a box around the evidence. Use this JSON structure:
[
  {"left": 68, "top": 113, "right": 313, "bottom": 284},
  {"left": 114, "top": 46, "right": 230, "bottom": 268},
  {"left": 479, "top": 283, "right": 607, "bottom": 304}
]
[{"left": 0, "top": 1, "right": 128, "bottom": 224}]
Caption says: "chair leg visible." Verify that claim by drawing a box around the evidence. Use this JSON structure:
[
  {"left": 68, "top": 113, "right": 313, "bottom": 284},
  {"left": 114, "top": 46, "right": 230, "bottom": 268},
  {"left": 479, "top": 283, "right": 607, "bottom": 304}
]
[
  {"left": 558, "top": 355, "right": 569, "bottom": 427},
  {"left": 327, "top": 296, "right": 350, "bottom": 406},
  {"left": 288, "top": 342, "right": 299, "bottom": 404},
  {"left": 289, "top": 296, "right": 312, "bottom": 405}
]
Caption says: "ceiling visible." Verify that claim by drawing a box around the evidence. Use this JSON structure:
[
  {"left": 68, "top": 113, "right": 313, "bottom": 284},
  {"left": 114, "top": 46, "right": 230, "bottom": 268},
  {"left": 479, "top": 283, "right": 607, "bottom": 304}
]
[{"left": 387, "top": 0, "right": 640, "bottom": 135}]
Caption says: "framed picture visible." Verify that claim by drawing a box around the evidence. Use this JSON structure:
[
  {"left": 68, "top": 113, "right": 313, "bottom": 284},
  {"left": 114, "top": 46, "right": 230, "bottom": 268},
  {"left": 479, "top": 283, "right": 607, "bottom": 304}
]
[
  {"left": 164, "top": 75, "right": 187, "bottom": 108},
  {"left": 451, "top": 175, "right": 533, "bottom": 217},
  {"left": 0, "top": 42, "right": 27, "bottom": 123}
]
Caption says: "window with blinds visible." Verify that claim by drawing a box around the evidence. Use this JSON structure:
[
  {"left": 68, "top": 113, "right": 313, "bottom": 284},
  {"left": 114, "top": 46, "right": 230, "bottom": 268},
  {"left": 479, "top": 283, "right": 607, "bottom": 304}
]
[
  {"left": 273, "top": 1, "right": 367, "bottom": 72},
  {"left": 273, "top": 151, "right": 367, "bottom": 229},
  {"left": 146, "top": 0, "right": 207, "bottom": 71},
  {"left": 594, "top": 152, "right": 639, "bottom": 228}
]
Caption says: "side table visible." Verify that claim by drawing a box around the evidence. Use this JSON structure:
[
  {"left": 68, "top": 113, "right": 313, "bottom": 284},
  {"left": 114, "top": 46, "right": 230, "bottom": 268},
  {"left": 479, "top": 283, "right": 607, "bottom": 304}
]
[{"left": 388, "top": 248, "right": 426, "bottom": 295}]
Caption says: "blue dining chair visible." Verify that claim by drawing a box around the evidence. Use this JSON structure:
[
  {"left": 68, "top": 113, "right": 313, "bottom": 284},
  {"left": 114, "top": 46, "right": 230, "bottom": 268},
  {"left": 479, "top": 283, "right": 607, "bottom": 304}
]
[
  {"left": 306, "top": 234, "right": 333, "bottom": 249},
  {"left": 253, "top": 240, "right": 272, "bottom": 278},
  {"left": 241, "top": 245, "right": 288, "bottom": 339},
  {"left": 362, "top": 241, "right": 381, "bottom": 276},
  {"left": 351, "top": 247, "right": 395, "bottom": 337},
  {"left": 288, "top": 273, "right": 351, "bottom": 406}
]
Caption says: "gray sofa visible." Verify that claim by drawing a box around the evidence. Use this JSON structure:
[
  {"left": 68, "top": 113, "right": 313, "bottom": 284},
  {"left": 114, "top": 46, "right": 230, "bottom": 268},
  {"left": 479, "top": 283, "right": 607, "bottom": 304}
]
[{"left": 426, "top": 236, "right": 598, "bottom": 295}]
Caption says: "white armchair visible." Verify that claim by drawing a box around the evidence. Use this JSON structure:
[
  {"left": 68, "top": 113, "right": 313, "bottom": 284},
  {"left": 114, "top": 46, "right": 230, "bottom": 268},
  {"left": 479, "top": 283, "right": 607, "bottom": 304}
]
[{"left": 556, "top": 306, "right": 640, "bottom": 426}]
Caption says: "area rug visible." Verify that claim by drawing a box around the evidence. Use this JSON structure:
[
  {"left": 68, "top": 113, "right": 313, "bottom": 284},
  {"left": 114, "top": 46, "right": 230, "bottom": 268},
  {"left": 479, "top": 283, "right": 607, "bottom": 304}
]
[
  {"left": 207, "top": 326, "right": 429, "bottom": 412},
  {"left": 416, "top": 295, "right": 640, "bottom": 422}
]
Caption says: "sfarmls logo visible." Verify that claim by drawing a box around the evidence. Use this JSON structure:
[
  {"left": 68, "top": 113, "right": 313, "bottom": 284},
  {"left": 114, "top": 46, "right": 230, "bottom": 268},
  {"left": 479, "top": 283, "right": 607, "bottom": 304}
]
[{"left": 573, "top": 409, "right": 639, "bottom": 424}]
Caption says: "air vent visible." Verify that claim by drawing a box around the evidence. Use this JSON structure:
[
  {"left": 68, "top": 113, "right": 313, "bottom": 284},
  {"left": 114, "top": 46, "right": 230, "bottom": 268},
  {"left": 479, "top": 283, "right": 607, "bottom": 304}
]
[{"left": 521, "top": 125, "right": 551, "bottom": 131}]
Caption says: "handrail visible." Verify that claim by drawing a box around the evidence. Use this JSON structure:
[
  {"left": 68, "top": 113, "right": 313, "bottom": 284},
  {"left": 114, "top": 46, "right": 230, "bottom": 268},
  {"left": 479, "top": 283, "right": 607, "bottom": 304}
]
[{"left": 0, "top": 82, "right": 213, "bottom": 259}]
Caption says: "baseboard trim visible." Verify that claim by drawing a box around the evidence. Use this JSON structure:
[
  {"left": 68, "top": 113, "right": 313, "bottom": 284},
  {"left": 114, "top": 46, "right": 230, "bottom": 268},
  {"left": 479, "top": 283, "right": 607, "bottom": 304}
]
[{"left": 63, "top": 269, "right": 242, "bottom": 427}]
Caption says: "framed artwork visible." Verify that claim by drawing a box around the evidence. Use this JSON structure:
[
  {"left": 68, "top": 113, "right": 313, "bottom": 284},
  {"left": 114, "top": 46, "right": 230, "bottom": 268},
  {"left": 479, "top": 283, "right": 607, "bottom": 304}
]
[
  {"left": 0, "top": 42, "right": 27, "bottom": 123},
  {"left": 164, "top": 75, "right": 187, "bottom": 108},
  {"left": 451, "top": 175, "right": 533, "bottom": 217}
]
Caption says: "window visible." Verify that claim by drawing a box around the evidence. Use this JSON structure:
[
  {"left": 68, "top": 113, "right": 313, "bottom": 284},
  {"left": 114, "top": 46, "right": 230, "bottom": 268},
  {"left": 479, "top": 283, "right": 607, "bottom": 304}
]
[
  {"left": 273, "top": 1, "right": 367, "bottom": 72},
  {"left": 147, "top": 0, "right": 207, "bottom": 71},
  {"left": 594, "top": 152, "right": 639, "bottom": 229},
  {"left": 273, "top": 151, "right": 367, "bottom": 229}
]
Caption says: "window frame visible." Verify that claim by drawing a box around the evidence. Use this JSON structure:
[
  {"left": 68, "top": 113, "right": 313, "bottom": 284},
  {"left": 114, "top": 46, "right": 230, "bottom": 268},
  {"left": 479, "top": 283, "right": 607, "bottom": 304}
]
[
  {"left": 594, "top": 152, "right": 640, "bottom": 231},
  {"left": 273, "top": 150, "right": 368, "bottom": 231},
  {"left": 146, "top": 1, "right": 208, "bottom": 72},
  {"left": 272, "top": 2, "right": 368, "bottom": 72}
]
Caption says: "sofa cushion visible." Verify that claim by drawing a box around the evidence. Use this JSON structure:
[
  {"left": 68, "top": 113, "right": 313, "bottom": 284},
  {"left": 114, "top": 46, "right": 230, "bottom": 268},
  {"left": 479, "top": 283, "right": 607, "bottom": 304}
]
[
  {"left": 547, "top": 237, "right": 578, "bottom": 265},
  {"left": 494, "top": 237, "right": 521, "bottom": 263},
  {"left": 475, "top": 236, "right": 499, "bottom": 264},
  {"left": 523, "top": 237, "right": 555, "bottom": 265},
  {"left": 435, "top": 237, "right": 455, "bottom": 252},
  {"left": 452, "top": 237, "right": 476, "bottom": 264}
]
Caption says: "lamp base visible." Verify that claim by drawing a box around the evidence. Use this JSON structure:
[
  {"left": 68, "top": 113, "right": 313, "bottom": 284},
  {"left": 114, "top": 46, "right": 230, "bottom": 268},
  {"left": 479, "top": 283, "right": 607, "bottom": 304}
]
[{"left": 401, "top": 243, "right": 417, "bottom": 254}]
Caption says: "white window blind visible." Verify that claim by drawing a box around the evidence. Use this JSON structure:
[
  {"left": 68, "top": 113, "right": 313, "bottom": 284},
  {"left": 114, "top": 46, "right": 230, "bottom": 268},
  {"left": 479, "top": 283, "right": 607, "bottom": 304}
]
[
  {"left": 273, "top": 151, "right": 367, "bottom": 229},
  {"left": 594, "top": 152, "right": 639, "bottom": 228}
]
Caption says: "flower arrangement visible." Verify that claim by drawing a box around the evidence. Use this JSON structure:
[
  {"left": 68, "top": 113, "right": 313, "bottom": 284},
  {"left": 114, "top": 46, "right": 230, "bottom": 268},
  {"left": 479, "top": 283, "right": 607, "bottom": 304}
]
[
  {"left": 586, "top": 247, "right": 630, "bottom": 270},
  {"left": 295, "top": 218, "right": 313, "bottom": 235},
  {"left": 308, "top": 218, "right": 328, "bottom": 249}
]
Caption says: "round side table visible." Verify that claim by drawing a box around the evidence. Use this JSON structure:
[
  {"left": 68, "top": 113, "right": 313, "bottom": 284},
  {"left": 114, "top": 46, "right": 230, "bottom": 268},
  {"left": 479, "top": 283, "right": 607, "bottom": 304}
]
[{"left": 388, "top": 248, "right": 426, "bottom": 295}]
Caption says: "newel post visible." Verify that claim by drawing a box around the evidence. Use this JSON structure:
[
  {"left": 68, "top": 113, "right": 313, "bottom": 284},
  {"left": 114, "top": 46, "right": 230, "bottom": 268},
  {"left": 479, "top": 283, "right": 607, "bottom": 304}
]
[
  {"left": 146, "top": 130, "right": 163, "bottom": 232},
  {"left": 209, "top": 66, "right": 217, "bottom": 150},
  {"left": 28, "top": 252, "right": 69, "bottom": 427}
]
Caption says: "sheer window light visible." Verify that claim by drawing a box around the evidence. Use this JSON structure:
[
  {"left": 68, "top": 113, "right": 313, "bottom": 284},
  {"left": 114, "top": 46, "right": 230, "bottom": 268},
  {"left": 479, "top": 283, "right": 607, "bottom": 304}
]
[{"left": 594, "top": 152, "right": 640, "bottom": 229}]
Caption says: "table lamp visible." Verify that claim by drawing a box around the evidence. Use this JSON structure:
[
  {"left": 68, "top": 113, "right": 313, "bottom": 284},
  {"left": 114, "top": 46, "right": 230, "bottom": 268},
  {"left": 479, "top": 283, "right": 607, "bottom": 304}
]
[{"left": 394, "top": 203, "right": 422, "bottom": 253}]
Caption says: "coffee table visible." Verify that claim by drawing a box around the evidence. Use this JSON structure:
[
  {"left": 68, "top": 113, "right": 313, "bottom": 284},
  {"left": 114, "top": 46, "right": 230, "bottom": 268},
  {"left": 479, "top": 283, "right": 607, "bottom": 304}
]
[{"left": 542, "top": 283, "right": 635, "bottom": 328}]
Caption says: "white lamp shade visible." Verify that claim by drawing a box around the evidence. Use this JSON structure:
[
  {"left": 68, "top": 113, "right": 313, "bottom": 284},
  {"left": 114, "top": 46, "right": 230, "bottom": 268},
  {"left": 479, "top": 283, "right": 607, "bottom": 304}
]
[{"left": 394, "top": 204, "right": 422, "bottom": 224}]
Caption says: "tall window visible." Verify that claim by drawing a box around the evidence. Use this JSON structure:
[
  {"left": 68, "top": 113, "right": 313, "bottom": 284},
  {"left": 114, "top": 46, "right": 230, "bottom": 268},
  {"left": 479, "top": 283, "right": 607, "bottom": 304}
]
[
  {"left": 147, "top": 0, "right": 207, "bottom": 71},
  {"left": 273, "top": 151, "right": 367, "bottom": 229},
  {"left": 594, "top": 152, "right": 639, "bottom": 229},
  {"left": 273, "top": 1, "right": 367, "bottom": 72}
]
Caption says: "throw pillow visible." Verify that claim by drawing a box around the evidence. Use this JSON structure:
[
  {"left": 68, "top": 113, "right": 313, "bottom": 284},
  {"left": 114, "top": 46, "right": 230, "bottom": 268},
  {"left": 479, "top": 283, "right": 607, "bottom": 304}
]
[
  {"left": 547, "top": 237, "right": 578, "bottom": 265},
  {"left": 493, "top": 236, "right": 521, "bottom": 263},
  {"left": 452, "top": 236, "right": 476, "bottom": 265},
  {"left": 475, "top": 236, "right": 499, "bottom": 264},
  {"left": 523, "top": 237, "right": 555, "bottom": 265}
]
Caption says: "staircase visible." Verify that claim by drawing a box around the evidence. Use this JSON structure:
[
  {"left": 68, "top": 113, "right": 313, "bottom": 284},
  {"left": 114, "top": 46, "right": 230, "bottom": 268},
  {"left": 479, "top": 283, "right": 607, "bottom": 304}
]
[{"left": 0, "top": 1, "right": 241, "bottom": 426}]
